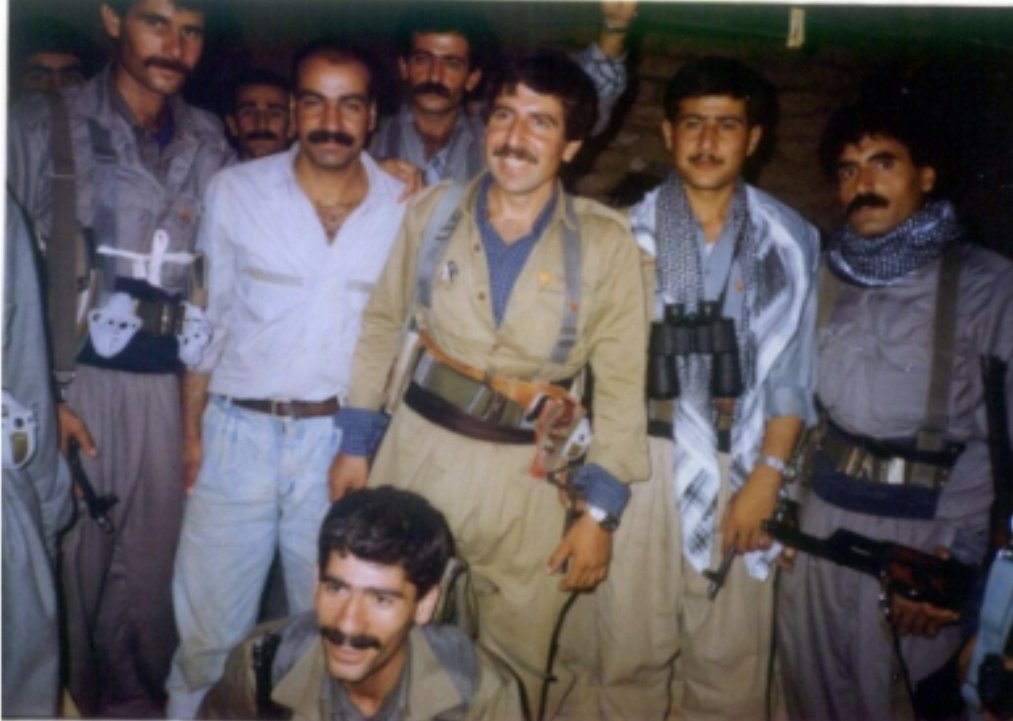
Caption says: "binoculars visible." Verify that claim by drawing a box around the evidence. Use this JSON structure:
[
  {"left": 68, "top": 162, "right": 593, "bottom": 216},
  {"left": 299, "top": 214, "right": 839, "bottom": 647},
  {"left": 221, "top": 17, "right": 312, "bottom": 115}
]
[{"left": 646, "top": 301, "right": 743, "bottom": 400}]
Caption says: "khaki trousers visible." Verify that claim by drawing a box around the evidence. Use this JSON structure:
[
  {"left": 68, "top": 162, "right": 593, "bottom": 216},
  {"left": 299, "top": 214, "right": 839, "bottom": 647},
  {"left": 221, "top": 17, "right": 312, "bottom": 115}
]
[
  {"left": 371, "top": 406, "right": 573, "bottom": 715},
  {"left": 554, "top": 438, "right": 776, "bottom": 721}
]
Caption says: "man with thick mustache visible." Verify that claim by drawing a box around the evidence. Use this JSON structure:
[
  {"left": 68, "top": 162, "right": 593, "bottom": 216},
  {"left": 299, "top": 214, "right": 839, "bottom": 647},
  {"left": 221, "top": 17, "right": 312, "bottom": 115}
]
[
  {"left": 7, "top": 0, "right": 233, "bottom": 715},
  {"left": 561, "top": 57, "right": 819, "bottom": 720},
  {"left": 329, "top": 51, "right": 649, "bottom": 715},
  {"left": 777, "top": 95, "right": 1013, "bottom": 720},
  {"left": 225, "top": 68, "right": 293, "bottom": 161},
  {"left": 164, "top": 41, "right": 408, "bottom": 718},
  {"left": 371, "top": 2, "right": 636, "bottom": 186},
  {"left": 198, "top": 487, "right": 523, "bottom": 720}
]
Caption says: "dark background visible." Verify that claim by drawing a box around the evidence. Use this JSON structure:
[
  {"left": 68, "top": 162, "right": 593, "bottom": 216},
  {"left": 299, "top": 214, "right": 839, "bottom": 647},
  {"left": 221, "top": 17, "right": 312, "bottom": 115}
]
[{"left": 8, "top": 1, "right": 1013, "bottom": 252}]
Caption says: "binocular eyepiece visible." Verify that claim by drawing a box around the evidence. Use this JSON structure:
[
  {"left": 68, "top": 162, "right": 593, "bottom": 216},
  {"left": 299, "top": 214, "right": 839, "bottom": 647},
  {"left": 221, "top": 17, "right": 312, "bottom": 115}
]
[{"left": 646, "top": 302, "right": 743, "bottom": 400}]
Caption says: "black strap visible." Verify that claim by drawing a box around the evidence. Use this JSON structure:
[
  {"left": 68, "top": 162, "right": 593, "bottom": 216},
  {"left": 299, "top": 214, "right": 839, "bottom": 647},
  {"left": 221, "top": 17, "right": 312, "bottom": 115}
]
[
  {"left": 252, "top": 631, "right": 287, "bottom": 720},
  {"left": 44, "top": 92, "right": 81, "bottom": 383}
]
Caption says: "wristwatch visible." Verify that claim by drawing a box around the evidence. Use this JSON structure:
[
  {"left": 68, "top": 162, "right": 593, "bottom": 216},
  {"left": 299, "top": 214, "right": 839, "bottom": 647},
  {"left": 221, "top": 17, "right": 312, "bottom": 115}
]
[
  {"left": 587, "top": 504, "right": 620, "bottom": 532},
  {"left": 757, "top": 453, "right": 795, "bottom": 481}
]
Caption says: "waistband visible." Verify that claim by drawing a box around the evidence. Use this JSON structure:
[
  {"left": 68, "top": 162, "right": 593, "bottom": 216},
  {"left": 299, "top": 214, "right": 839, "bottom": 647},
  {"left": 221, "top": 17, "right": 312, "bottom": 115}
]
[
  {"left": 820, "top": 421, "right": 963, "bottom": 490},
  {"left": 810, "top": 451, "right": 941, "bottom": 520},
  {"left": 227, "top": 396, "right": 340, "bottom": 420},
  {"left": 404, "top": 382, "right": 534, "bottom": 444}
]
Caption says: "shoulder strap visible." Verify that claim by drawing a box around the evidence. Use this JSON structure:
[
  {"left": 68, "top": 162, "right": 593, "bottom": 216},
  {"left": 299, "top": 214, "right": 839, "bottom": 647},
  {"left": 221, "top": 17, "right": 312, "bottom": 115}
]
[
  {"left": 816, "top": 260, "right": 840, "bottom": 332},
  {"left": 416, "top": 183, "right": 466, "bottom": 316},
  {"left": 550, "top": 196, "right": 582, "bottom": 366},
  {"left": 252, "top": 631, "right": 286, "bottom": 720},
  {"left": 917, "top": 245, "right": 963, "bottom": 453},
  {"left": 44, "top": 91, "right": 82, "bottom": 385}
]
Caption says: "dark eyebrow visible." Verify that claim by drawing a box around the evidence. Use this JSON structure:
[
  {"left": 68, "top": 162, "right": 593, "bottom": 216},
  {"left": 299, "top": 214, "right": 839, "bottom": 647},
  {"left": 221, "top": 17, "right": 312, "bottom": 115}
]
[
  {"left": 320, "top": 572, "right": 405, "bottom": 599},
  {"left": 868, "top": 150, "right": 899, "bottom": 163},
  {"left": 137, "top": 11, "right": 169, "bottom": 24}
]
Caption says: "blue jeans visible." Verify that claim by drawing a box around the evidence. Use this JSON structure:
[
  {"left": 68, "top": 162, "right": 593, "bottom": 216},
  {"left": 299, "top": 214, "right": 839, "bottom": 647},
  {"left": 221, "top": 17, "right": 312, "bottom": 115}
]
[{"left": 165, "top": 396, "right": 341, "bottom": 718}]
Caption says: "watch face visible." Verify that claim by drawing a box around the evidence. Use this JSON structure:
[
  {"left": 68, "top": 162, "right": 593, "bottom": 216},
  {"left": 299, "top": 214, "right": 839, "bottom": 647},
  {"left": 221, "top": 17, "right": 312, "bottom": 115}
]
[
  {"left": 588, "top": 505, "right": 618, "bottom": 532},
  {"left": 600, "top": 515, "right": 619, "bottom": 533}
]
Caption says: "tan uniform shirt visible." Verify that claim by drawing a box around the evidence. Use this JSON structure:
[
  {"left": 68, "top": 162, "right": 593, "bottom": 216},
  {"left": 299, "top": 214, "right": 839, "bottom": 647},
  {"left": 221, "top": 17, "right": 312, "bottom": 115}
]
[{"left": 347, "top": 176, "right": 650, "bottom": 486}]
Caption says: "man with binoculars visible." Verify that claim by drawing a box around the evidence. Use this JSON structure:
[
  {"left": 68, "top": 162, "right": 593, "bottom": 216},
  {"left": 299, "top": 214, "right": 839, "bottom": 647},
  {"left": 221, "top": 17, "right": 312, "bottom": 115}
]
[{"left": 560, "top": 57, "right": 819, "bottom": 720}]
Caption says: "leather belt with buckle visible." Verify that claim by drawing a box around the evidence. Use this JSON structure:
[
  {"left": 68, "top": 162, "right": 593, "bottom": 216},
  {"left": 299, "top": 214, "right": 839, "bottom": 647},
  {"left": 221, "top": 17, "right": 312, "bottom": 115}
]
[
  {"left": 412, "top": 351, "right": 533, "bottom": 429},
  {"left": 230, "top": 397, "right": 340, "bottom": 419}
]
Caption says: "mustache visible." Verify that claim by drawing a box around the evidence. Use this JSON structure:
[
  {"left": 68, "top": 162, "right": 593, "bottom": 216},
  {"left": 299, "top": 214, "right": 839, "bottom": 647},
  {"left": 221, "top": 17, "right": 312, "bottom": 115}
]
[
  {"left": 320, "top": 626, "right": 381, "bottom": 651},
  {"left": 689, "top": 153, "right": 723, "bottom": 165},
  {"left": 143, "top": 57, "right": 191, "bottom": 75},
  {"left": 412, "top": 81, "right": 452, "bottom": 99},
  {"left": 846, "top": 193, "right": 889, "bottom": 216},
  {"left": 244, "top": 130, "right": 280, "bottom": 142},
  {"left": 306, "top": 129, "right": 355, "bottom": 146},
  {"left": 492, "top": 144, "right": 537, "bottom": 164}
]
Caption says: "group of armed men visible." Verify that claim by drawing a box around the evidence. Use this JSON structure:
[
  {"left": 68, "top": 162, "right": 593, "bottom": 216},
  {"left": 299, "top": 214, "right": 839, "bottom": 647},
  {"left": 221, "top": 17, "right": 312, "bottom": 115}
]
[{"left": 4, "top": 1, "right": 1012, "bottom": 720}]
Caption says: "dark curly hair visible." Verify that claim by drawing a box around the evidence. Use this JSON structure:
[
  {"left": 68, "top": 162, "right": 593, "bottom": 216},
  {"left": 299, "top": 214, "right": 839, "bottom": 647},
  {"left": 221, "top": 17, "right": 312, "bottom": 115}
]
[
  {"left": 318, "top": 487, "right": 455, "bottom": 598},
  {"left": 485, "top": 50, "right": 598, "bottom": 142}
]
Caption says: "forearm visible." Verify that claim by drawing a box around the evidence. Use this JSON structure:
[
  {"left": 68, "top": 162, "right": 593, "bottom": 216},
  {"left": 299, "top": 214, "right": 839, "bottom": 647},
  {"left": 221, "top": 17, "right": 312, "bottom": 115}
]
[{"left": 182, "top": 372, "right": 211, "bottom": 442}]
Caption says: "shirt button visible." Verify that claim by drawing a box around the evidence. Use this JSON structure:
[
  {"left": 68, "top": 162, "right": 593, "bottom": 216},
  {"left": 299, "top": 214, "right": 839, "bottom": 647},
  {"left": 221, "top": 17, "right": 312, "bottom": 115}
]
[
  {"left": 478, "top": 292, "right": 486, "bottom": 301},
  {"left": 491, "top": 343, "right": 500, "bottom": 352},
  {"left": 473, "top": 244, "right": 481, "bottom": 252}
]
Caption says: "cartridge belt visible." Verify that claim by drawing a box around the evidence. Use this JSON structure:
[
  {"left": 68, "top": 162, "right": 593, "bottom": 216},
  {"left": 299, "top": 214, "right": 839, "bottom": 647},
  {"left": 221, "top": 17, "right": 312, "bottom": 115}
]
[
  {"left": 230, "top": 396, "right": 340, "bottom": 419},
  {"left": 405, "top": 349, "right": 574, "bottom": 443},
  {"left": 132, "top": 297, "right": 186, "bottom": 336},
  {"left": 405, "top": 382, "right": 535, "bottom": 444},
  {"left": 819, "top": 421, "right": 963, "bottom": 490}
]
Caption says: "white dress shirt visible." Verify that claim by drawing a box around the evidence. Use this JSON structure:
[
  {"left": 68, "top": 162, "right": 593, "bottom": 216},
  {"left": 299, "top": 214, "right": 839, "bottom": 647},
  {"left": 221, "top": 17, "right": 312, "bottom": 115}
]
[{"left": 196, "top": 144, "right": 406, "bottom": 402}]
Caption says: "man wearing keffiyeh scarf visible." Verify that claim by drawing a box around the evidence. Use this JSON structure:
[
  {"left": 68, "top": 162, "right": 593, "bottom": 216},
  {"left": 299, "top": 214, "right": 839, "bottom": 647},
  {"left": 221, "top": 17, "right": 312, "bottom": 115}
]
[
  {"left": 557, "top": 58, "right": 819, "bottom": 721},
  {"left": 778, "top": 98, "right": 1013, "bottom": 720}
]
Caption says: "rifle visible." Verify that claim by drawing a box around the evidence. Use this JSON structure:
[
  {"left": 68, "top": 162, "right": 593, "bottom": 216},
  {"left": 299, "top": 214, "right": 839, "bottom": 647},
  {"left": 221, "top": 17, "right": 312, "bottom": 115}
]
[
  {"left": 982, "top": 355, "right": 1012, "bottom": 553},
  {"left": 762, "top": 499, "right": 974, "bottom": 612},
  {"left": 67, "top": 439, "right": 118, "bottom": 534}
]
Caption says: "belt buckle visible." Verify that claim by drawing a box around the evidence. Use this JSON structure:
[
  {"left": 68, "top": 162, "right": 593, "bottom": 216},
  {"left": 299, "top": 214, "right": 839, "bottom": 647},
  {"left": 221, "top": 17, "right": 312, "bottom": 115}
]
[
  {"left": 270, "top": 399, "right": 294, "bottom": 418},
  {"left": 465, "top": 385, "right": 508, "bottom": 423}
]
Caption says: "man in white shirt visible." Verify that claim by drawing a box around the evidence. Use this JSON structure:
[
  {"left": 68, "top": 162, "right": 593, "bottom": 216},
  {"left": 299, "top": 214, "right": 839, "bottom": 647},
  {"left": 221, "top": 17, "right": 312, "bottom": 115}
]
[{"left": 165, "top": 41, "right": 407, "bottom": 719}]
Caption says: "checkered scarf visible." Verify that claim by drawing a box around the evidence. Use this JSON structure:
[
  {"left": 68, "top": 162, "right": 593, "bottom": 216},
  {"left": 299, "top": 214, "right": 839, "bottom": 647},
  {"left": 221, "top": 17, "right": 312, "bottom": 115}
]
[
  {"left": 828, "top": 200, "right": 961, "bottom": 287},
  {"left": 655, "top": 172, "right": 764, "bottom": 571}
]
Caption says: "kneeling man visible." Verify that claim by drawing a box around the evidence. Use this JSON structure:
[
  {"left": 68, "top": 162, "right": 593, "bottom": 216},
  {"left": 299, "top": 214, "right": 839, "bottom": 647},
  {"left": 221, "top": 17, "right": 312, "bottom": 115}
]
[{"left": 200, "top": 486, "right": 524, "bottom": 720}]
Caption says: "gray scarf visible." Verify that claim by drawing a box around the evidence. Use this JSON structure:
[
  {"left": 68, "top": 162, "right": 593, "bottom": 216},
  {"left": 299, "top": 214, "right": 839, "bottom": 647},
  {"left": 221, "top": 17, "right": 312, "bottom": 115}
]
[{"left": 828, "top": 199, "right": 962, "bottom": 287}]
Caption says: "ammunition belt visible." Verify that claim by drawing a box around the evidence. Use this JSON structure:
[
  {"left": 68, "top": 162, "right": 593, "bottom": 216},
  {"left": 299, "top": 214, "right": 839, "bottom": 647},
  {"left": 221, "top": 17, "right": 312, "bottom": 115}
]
[
  {"left": 230, "top": 396, "right": 339, "bottom": 420},
  {"left": 132, "top": 297, "right": 186, "bottom": 336},
  {"left": 405, "top": 382, "right": 535, "bottom": 444},
  {"left": 405, "top": 350, "right": 573, "bottom": 443},
  {"left": 819, "top": 421, "right": 963, "bottom": 490}
]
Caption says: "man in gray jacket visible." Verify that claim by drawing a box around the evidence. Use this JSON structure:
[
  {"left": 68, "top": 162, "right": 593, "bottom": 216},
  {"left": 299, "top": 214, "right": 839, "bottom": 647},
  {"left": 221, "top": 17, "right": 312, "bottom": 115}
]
[
  {"left": 2, "top": 193, "right": 75, "bottom": 717},
  {"left": 7, "top": 0, "right": 233, "bottom": 715},
  {"left": 777, "top": 92, "right": 1013, "bottom": 720}
]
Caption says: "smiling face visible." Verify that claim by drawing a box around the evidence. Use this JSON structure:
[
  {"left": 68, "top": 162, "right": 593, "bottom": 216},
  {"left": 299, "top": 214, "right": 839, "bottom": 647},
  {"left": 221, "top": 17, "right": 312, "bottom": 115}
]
[
  {"left": 315, "top": 552, "right": 438, "bottom": 698},
  {"left": 101, "top": 0, "right": 205, "bottom": 101},
  {"left": 399, "top": 32, "right": 480, "bottom": 116},
  {"left": 662, "top": 95, "right": 762, "bottom": 197},
  {"left": 834, "top": 133, "right": 936, "bottom": 238},
  {"left": 292, "top": 54, "right": 376, "bottom": 173},
  {"left": 484, "top": 82, "right": 582, "bottom": 203}
]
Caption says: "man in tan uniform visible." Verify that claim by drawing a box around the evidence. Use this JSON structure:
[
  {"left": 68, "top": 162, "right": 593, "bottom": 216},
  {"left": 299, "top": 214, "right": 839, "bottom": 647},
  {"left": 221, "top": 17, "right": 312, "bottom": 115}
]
[{"left": 329, "top": 51, "right": 649, "bottom": 715}]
